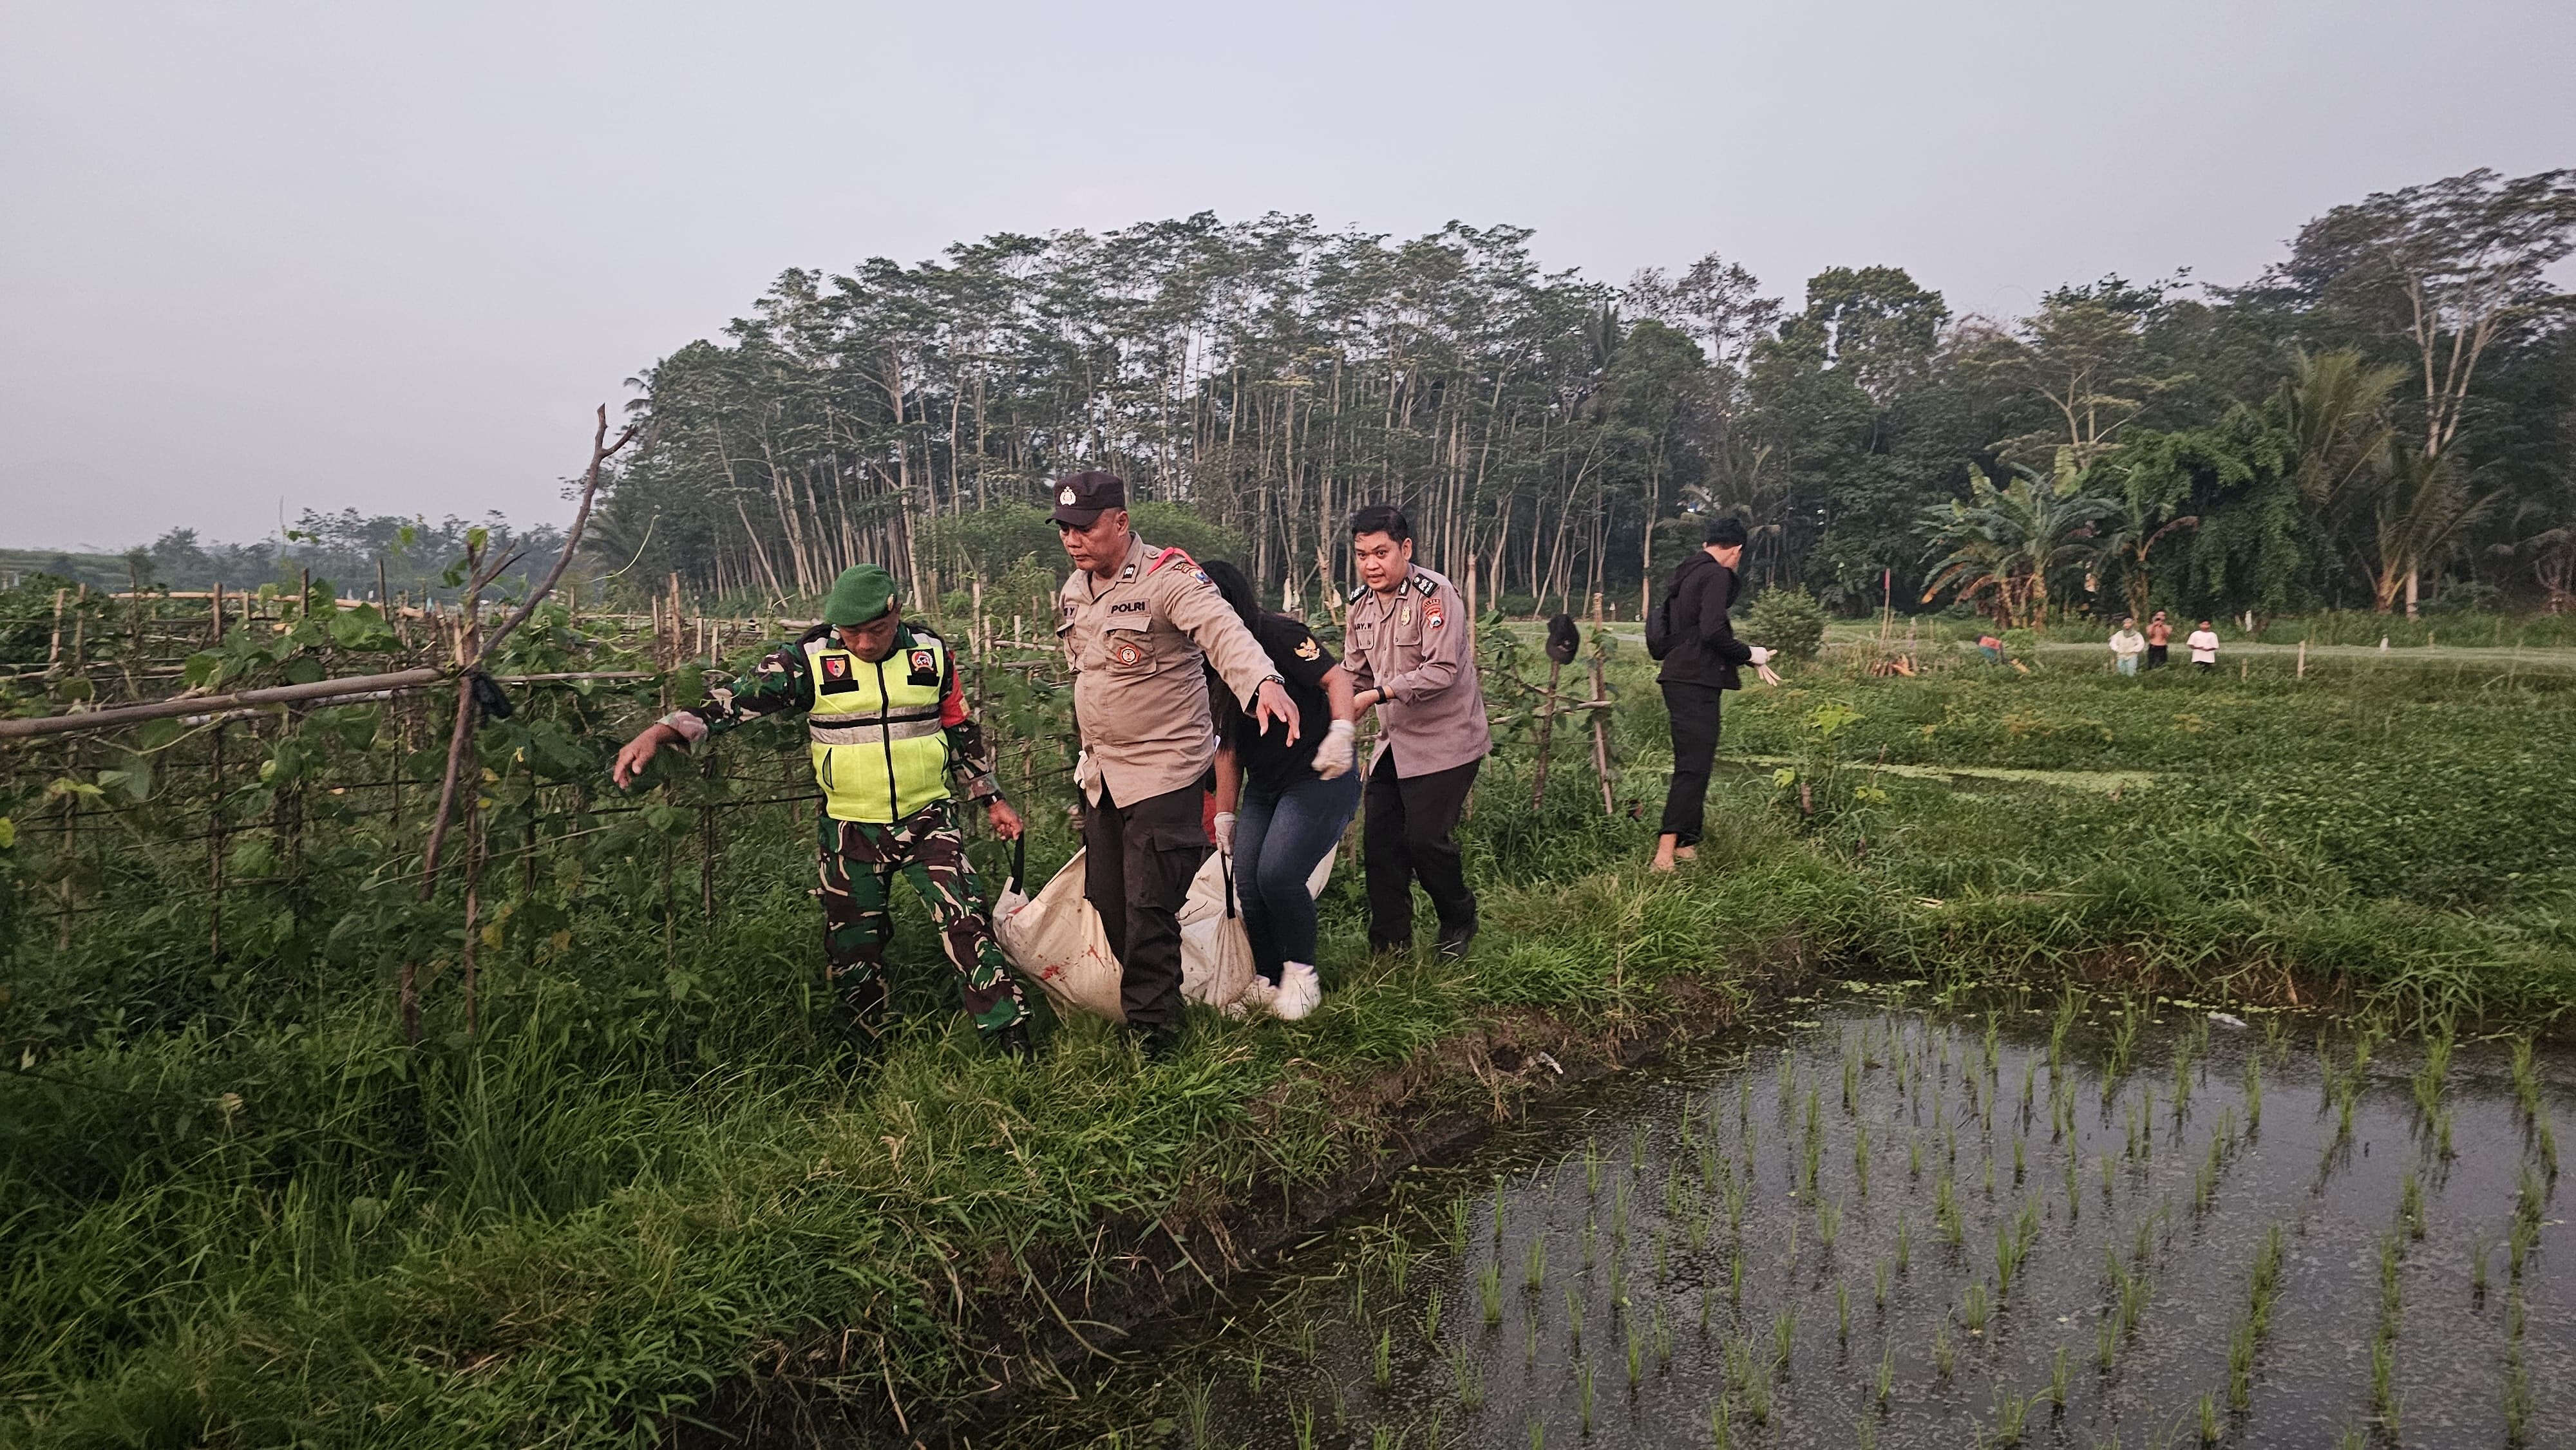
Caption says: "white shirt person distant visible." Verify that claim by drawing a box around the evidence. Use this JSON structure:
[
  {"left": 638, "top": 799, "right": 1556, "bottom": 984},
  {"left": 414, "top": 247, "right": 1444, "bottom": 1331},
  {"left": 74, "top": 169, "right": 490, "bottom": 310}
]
[{"left": 2187, "top": 619, "right": 2221, "bottom": 673}]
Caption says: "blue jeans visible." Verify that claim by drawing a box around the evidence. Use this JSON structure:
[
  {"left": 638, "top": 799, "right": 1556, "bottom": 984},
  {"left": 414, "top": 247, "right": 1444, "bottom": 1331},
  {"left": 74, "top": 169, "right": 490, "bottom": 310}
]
[
  {"left": 2116, "top": 654, "right": 2139, "bottom": 677},
  {"left": 1235, "top": 769, "right": 1364, "bottom": 983}
]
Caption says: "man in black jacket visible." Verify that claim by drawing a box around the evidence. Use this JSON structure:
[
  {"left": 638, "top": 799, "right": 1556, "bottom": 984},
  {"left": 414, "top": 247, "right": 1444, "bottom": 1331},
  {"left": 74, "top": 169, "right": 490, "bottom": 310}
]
[{"left": 1653, "top": 518, "right": 1770, "bottom": 872}]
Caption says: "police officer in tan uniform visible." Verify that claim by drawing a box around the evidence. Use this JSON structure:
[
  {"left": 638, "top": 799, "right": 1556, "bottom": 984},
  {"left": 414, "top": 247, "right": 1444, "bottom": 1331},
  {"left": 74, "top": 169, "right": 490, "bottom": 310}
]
[
  {"left": 1342, "top": 504, "right": 1490, "bottom": 959},
  {"left": 1053, "top": 471, "right": 1302, "bottom": 1055}
]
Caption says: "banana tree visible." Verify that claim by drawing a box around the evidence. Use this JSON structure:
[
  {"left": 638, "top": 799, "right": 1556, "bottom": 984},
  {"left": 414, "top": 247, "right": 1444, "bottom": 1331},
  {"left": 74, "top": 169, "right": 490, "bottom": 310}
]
[{"left": 1919, "top": 449, "right": 2117, "bottom": 628}]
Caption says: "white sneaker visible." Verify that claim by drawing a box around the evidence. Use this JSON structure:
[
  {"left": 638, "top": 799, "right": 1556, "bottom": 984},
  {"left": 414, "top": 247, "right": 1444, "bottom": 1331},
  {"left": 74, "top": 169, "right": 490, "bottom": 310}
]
[
  {"left": 1227, "top": 975, "right": 1278, "bottom": 1021},
  {"left": 1273, "top": 961, "right": 1323, "bottom": 1021}
]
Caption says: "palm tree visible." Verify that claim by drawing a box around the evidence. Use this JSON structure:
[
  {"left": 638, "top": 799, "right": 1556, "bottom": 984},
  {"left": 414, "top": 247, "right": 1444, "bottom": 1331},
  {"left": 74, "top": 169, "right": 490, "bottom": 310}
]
[
  {"left": 2365, "top": 451, "right": 2495, "bottom": 614},
  {"left": 1920, "top": 449, "right": 2117, "bottom": 628}
]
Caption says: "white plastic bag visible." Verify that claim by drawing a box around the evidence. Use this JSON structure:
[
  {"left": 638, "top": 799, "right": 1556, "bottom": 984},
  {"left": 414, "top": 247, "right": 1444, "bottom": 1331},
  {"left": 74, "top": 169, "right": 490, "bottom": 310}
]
[{"left": 993, "top": 848, "right": 1265, "bottom": 1022}]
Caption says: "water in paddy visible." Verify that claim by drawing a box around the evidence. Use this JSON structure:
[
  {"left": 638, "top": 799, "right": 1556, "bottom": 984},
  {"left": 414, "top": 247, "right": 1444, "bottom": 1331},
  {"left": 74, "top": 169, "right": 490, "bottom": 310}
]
[{"left": 1014, "top": 989, "right": 2574, "bottom": 1447}]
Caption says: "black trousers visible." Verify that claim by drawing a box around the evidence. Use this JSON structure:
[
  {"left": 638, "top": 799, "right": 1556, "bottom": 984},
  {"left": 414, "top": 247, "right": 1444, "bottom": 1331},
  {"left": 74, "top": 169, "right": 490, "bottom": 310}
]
[
  {"left": 1081, "top": 782, "right": 1207, "bottom": 1031},
  {"left": 2146, "top": 644, "right": 2170, "bottom": 668},
  {"left": 1363, "top": 753, "right": 1481, "bottom": 951},
  {"left": 1658, "top": 681, "right": 1724, "bottom": 845}
]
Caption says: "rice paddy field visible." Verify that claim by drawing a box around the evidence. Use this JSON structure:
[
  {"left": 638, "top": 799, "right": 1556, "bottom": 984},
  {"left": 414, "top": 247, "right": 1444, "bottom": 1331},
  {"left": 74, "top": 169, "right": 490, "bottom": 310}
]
[{"left": 5, "top": 591, "right": 2575, "bottom": 1447}]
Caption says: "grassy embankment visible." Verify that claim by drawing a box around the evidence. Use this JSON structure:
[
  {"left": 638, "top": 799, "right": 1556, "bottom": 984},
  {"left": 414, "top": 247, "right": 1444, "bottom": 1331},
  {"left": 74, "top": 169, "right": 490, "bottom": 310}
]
[{"left": 6, "top": 634, "right": 2573, "bottom": 1447}]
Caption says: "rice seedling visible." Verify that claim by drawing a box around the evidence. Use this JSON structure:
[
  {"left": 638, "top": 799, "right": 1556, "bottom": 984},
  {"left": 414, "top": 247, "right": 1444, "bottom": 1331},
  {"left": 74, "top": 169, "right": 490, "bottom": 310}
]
[
  {"left": 2334, "top": 1427, "right": 2365, "bottom": 1450},
  {"left": 1909, "top": 1135, "right": 1924, "bottom": 1180},
  {"left": 2539, "top": 1117, "right": 2559, "bottom": 1179},
  {"left": 1566, "top": 1288, "right": 1584, "bottom": 1350},
  {"left": 1993, "top": 1388, "right": 2031, "bottom": 1444},
  {"left": 1844, "top": 1050, "right": 1860, "bottom": 1115},
  {"left": 1772, "top": 1308, "right": 1797, "bottom": 1374},
  {"left": 1855, "top": 1415, "right": 1878, "bottom": 1450},
  {"left": 1700, "top": 1276, "right": 1714, "bottom": 1332},
  {"left": 1855, "top": 1122, "right": 1871, "bottom": 1197},
  {"left": 1631, "top": 1122, "right": 1648, "bottom": 1171},
  {"left": 2377, "top": 1232, "right": 2400, "bottom": 1325},
  {"left": 1742, "top": 1364, "right": 1772, "bottom": 1424},
  {"left": 1982, "top": 1153, "right": 1996, "bottom": 1198},
  {"left": 1664, "top": 1164, "right": 1683, "bottom": 1217},
  {"left": 1875, "top": 1259, "right": 1889, "bottom": 1308},
  {"left": 1877, "top": 1345, "right": 1895, "bottom": 1404},
  {"left": 1292, "top": 1314, "right": 1321, "bottom": 1361},
  {"left": 1291, "top": 1401, "right": 1316, "bottom": 1450},
  {"left": 1424, "top": 1292, "right": 1441, "bottom": 1342},
  {"left": 1526, "top": 1414, "right": 1546, "bottom": 1450},
  {"left": 1611, "top": 1182, "right": 1630, "bottom": 1243},
  {"left": 2012, "top": 1135, "right": 2025, "bottom": 1184},
  {"left": 2100, "top": 1152, "right": 2115, "bottom": 1201},
  {"left": 2117, "top": 1272, "right": 2149, "bottom": 1337},
  {"left": 2226, "top": 1320, "right": 2253, "bottom": 1409},
  {"left": 1937, "top": 1178, "right": 1965, "bottom": 1246},
  {"left": 2471, "top": 1236, "right": 2490, "bottom": 1299},
  {"left": 1450, "top": 1196, "right": 1471, "bottom": 1250},
  {"left": 1374, "top": 1326, "right": 1392, "bottom": 1388},
  {"left": 1933, "top": 1323, "right": 1955, "bottom": 1379},
  {"left": 1368, "top": 1424, "right": 1403, "bottom": 1450},
  {"left": 1653, "top": 1301, "right": 1673, "bottom": 1366},
  {"left": 2095, "top": 1309, "right": 2118, "bottom": 1370},
  {"left": 1576, "top": 1359, "right": 1596, "bottom": 1434},
  {"left": 2368, "top": 1333, "right": 2394, "bottom": 1416},
  {"left": 2197, "top": 1391, "right": 2219, "bottom": 1444},
  {"left": 1730, "top": 1250, "right": 1744, "bottom": 1303},
  {"left": 2506, "top": 1282, "right": 2526, "bottom": 1341},
  {"left": 1895, "top": 1212, "right": 1912, "bottom": 1272},
  {"left": 1962, "top": 1279, "right": 1991, "bottom": 1333},
  {"left": 1481, "top": 1261, "right": 1504, "bottom": 1326},
  {"left": 2049, "top": 1344, "right": 2070, "bottom": 1408},
  {"left": 2398, "top": 1169, "right": 2424, "bottom": 1239},
  {"left": 1585, "top": 1141, "right": 1603, "bottom": 1197},
  {"left": 1818, "top": 1196, "right": 1842, "bottom": 1251},
  {"left": 1609, "top": 1254, "right": 1626, "bottom": 1310},
  {"left": 2511, "top": 1038, "right": 2539, "bottom": 1118},
  {"left": 2506, "top": 1342, "right": 2532, "bottom": 1445},
  {"left": 1625, "top": 1325, "right": 1643, "bottom": 1388},
  {"left": 1528, "top": 1313, "right": 1540, "bottom": 1364},
  {"left": 1836, "top": 1280, "right": 1851, "bottom": 1343},
  {"left": 1709, "top": 1397, "right": 1732, "bottom": 1450},
  {"left": 1175, "top": 1375, "right": 1213, "bottom": 1445},
  {"left": 1582, "top": 1217, "right": 1597, "bottom": 1267}
]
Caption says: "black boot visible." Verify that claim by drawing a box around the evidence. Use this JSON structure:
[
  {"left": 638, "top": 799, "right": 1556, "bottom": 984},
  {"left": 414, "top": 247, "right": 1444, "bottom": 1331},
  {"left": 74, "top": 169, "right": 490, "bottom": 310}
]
[
  {"left": 993, "top": 1022, "right": 1035, "bottom": 1059},
  {"left": 1135, "top": 1024, "right": 1184, "bottom": 1063}
]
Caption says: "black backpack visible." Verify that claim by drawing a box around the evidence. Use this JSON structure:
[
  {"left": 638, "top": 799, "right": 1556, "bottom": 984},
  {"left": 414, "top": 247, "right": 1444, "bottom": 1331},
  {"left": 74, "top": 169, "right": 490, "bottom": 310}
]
[{"left": 1644, "top": 558, "right": 1696, "bottom": 661}]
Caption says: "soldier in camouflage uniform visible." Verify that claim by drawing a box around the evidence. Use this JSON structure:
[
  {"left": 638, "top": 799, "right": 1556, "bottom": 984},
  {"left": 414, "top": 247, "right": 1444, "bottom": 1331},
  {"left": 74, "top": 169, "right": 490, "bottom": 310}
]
[{"left": 613, "top": 565, "right": 1033, "bottom": 1053}]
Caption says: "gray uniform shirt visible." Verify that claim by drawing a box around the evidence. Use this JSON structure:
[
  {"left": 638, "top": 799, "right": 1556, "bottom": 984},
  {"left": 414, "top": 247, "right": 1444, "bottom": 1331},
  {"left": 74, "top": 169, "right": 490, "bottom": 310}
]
[
  {"left": 1342, "top": 565, "right": 1491, "bottom": 777},
  {"left": 1058, "top": 534, "right": 1284, "bottom": 805}
]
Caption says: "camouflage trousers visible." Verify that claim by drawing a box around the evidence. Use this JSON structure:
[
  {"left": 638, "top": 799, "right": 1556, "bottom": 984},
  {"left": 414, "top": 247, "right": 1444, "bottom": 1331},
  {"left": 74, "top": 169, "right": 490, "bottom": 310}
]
[{"left": 817, "top": 800, "right": 1028, "bottom": 1038}]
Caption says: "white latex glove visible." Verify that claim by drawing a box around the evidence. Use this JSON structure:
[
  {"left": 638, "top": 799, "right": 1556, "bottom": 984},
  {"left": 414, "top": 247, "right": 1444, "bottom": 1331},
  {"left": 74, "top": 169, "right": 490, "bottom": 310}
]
[
  {"left": 1312, "top": 719, "right": 1357, "bottom": 779},
  {"left": 1212, "top": 811, "right": 1236, "bottom": 854},
  {"left": 1074, "top": 749, "right": 1102, "bottom": 804},
  {"left": 1746, "top": 645, "right": 1773, "bottom": 666}
]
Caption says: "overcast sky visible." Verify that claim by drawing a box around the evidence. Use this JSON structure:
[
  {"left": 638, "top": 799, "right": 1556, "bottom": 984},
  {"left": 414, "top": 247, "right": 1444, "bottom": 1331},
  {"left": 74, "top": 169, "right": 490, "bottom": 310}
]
[{"left": 5, "top": 1, "right": 2570, "bottom": 550}]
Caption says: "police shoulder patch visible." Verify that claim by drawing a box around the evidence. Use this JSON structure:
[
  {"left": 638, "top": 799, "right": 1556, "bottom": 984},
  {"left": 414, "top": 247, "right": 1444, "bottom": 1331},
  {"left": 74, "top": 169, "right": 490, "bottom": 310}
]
[
  {"left": 909, "top": 648, "right": 936, "bottom": 674},
  {"left": 1412, "top": 571, "right": 1438, "bottom": 598},
  {"left": 1427, "top": 608, "right": 1445, "bottom": 630},
  {"left": 1294, "top": 636, "right": 1322, "bottom": 661},
  {"left": 1347, "top": 584, "right": 1368, "bottom": 603}
]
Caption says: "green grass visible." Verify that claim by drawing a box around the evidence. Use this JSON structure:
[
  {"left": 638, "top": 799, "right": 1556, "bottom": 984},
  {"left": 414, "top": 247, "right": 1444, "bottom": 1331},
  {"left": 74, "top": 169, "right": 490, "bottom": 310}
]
[{"left": 6, "top": 637, "right": 2575, "bottom": 1446}]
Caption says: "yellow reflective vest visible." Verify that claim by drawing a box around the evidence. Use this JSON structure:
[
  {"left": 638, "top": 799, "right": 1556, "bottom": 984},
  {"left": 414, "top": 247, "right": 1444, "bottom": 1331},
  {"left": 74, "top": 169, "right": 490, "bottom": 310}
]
[{"left": 806, "top": 630, "right": 953, "bottom": 823}]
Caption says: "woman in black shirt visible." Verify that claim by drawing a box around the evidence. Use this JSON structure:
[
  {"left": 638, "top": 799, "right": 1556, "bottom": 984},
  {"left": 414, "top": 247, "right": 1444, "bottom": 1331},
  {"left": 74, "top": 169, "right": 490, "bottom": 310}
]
[{"left": 1204, "top": 560, "right": 1361, "bottom": 1021}]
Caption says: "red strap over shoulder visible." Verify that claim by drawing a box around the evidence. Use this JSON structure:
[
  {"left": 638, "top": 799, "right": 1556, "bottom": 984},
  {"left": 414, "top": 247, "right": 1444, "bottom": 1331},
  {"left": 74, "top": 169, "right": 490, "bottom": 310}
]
[{"left": 1147, "top": 547, "right": 1198, "bottom": 576}]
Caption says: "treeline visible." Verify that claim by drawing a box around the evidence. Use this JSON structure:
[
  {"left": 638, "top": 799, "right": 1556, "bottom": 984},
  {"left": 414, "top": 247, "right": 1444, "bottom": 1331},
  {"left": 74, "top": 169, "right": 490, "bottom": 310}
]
[
  {"left": 7, "top": 511, "right": 571, "bottom": 602},
  {"left": 590, "top": 167, "right": 2575, "bottom": 621}
]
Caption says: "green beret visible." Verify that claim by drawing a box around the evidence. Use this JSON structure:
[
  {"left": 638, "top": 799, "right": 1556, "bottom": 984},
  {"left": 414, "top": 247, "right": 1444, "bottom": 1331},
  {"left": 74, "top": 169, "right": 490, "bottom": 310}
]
[{"left": 823, "top": 565, "right": 898, "bottom": 626}]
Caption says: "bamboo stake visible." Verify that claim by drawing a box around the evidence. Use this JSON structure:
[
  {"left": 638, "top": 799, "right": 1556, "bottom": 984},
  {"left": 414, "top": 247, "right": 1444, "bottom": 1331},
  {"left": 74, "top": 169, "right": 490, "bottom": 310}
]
[
  {"left": 1531, "top": 659, "right": 1561, "bottom": 809},
  {"left": 1589, "top": 642, "right": 1614, "bottom": 818}
]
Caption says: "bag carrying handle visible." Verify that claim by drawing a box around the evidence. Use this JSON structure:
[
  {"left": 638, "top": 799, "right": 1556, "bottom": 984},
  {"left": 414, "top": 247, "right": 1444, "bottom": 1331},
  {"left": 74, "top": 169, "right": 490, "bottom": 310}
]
[{"left": 1009, "top": 833, "right": 1027, "bottom": 896}]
